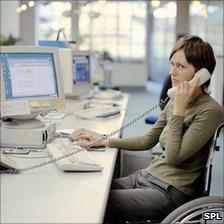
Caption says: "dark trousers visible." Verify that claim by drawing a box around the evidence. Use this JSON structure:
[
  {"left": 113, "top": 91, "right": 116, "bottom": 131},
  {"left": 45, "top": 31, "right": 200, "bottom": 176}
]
[{"left": 104, "top": 169, "right": 190, "bottom": 223}]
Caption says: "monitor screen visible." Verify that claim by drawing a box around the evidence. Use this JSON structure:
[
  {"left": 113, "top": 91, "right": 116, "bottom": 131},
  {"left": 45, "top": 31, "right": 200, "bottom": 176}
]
[
  {"left": 72, "top": 55, "right": 90, "bottom": 85},
  {"left": 1, "top": 53, "right": 58, "bottom": 100}
]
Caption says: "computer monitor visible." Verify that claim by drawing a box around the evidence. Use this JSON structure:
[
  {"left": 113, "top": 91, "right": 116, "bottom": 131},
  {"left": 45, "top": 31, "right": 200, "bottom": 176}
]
[
  {"left": 0, "top": 46, "right": 65, "bottom": 128},
  {"left": 60, "top": 49, "right": 92, "bottom": 99}
]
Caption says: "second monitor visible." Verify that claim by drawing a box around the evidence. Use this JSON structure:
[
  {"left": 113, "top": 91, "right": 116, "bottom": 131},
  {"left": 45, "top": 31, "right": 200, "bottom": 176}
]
[{"left": 60, "top": 49, "right": 92, "bottom": 99}]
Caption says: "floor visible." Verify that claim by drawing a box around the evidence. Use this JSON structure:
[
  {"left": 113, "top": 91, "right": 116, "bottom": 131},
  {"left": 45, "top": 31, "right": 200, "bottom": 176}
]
[{"left": 119, "top": 86, "right": 224, "bottom": 197}]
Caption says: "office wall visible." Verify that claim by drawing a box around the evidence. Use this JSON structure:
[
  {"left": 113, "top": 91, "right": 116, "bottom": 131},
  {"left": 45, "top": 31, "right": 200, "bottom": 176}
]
[
  {"left": 111, "top": 62, "right": 147, "bottom": 87},
  {"left": 0, "top": 1, "right": 19, "bottom": 38}
]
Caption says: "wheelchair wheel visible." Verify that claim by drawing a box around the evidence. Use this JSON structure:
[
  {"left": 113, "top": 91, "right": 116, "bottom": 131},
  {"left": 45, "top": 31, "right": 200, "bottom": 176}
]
[{"left": 161, "top": 196, "right": 224, "bottom": 224}]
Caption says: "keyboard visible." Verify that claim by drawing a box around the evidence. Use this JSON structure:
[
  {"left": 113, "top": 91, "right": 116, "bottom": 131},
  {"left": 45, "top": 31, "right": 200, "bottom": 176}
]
[
  {"left": 75, "top": 106, "right": 121, "bottom": 119},
  {"left": 93, "top": 90, "right": 123, "bottom": 100},
  {"left": 44, "top": 112, "right": 66, "bottom": 120},
  {"left": 47, "top": 139, "right": 103, "bottom": 172}
]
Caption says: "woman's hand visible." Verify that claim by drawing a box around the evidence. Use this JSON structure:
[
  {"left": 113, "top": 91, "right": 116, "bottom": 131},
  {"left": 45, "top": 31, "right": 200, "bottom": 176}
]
[
  {"left": 173, "top": 80, "right": 201, "bottom": 116},
  {"left": 74, "top": 132, "right": 109, "bottom": 148}
]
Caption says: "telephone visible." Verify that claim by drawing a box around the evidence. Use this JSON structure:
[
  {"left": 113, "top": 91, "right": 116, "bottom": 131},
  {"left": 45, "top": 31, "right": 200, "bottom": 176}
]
[
  {"left": 0, "top": 153, "right": 20, "bottom": 174},
  {"left": 16, "top": 68, "right": 212, "bottom": 173},
  {"left": 167, "top": 68, "right": 211, "bottom": 100}
]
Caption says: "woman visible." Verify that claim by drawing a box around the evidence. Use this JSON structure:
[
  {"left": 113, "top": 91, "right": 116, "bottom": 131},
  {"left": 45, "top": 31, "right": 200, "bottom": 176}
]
[{"left": 75, "top": 35, "right": 224, "bottom": 222}]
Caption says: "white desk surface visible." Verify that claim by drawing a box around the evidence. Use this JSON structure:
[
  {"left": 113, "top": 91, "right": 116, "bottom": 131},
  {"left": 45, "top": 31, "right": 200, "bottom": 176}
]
[{"left": 1, "top": 95, "right": 129, "bottom": 224}]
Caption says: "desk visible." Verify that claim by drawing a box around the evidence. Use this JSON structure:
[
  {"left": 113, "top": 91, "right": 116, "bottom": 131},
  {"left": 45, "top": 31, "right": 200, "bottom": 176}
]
[{"left": 1, "top": 95, "right": 129, "bottom": 223}]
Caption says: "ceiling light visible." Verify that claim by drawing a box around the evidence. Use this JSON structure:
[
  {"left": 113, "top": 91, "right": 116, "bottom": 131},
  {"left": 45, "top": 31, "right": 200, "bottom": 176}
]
[
  {"left": 16, "top": 7, "right": 22, "bottom": 13},
  {"left": 151, "top": 0, "right": 160, "bottom": 8},
  {"left": 192, "top": 1, "right": 201, "bottom": 8},
  {"left": 21, "top": 4, "right": 27, "bottom": 11},
  {"left": 28, "top": 1, "right": 35, "bottom": 7}
]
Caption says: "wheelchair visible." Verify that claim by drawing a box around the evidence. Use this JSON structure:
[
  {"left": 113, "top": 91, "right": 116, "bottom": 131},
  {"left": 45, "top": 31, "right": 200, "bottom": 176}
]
[{"left": 125, "top": 123, "right": 224, "bottom": 224}]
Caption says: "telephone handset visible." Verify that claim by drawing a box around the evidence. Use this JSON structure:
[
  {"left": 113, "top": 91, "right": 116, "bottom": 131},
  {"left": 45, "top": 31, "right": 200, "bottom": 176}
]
[
  {"left": 167, "top": 68, "right": 211, "bottom": 100},
  {"left": 0, "top": 153, "right": 20, "bottom": 174}
]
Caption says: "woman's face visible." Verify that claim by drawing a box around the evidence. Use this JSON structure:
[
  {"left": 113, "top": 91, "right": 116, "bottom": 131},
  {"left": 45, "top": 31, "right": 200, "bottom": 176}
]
[{"left": 170, "top": 50, "right": 196, "bottom": 87}]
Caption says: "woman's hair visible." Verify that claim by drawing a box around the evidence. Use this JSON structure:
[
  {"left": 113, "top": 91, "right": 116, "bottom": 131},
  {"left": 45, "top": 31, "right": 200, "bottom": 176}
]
[{"left": 169, "top": 35, "right": 216, "bottom": 92}]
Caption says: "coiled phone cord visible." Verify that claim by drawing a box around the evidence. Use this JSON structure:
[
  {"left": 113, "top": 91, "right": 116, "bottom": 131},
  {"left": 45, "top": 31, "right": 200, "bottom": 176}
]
[{"left": 9, "top": 97, "right": 170, "bottom": 174}]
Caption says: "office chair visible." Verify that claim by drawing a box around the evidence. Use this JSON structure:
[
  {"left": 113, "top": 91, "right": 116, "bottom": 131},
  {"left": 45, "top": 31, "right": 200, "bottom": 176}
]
[
  {"left": 161, "top": 122, "right": 224, "bottom": 224},
  {"left": 125, "top": 123, "right": 224, "bottom": 224}
]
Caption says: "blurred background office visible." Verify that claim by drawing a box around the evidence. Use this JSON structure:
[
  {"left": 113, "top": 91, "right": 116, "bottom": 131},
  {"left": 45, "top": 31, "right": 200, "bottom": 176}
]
[
  {"left": 1, "top": 0, "right": 223, "bottom": 93},
  {"left": 1, "top": 0, "right": 223, "bottom": 179}
]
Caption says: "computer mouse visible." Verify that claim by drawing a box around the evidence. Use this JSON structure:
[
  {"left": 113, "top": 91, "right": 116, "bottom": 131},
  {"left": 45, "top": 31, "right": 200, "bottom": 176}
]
[{"left": 72, "top": 139, "right": 90, "bottom": 147}]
